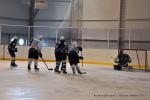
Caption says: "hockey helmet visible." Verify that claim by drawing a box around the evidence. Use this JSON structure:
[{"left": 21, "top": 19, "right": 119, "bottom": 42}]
[
  {"left": 70, "top": 41, "right": 78, "bottom": 51},
  {"left": 36, "top": 35, "right": 43, "bottom": 40},
  {"left": 12, "top": 36, "right": 18, "bottom": 41},
  {"left": 60, "top": 36, "right": 65, "bottom": 41},
  {"left": 71, "top": 41, "right": 78, "bottom": 48}
]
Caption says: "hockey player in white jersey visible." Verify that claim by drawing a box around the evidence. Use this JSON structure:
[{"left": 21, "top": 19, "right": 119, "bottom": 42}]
[
  {"left": 27, "top": 35, "right": 43, "bottom": 71},
  {"left": 68, "top": 41, "right": 86, "bottom": 75}
]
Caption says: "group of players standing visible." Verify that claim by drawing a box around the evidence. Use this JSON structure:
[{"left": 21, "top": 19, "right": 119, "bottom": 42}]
[{"left": 8, "top": 35, "right": 86, "bottom": 75}]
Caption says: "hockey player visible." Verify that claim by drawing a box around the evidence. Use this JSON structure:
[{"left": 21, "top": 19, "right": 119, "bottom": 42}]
[
  {"left": 114, "top": 50, "right": 132, "bottom": 70},
  {"left": 28, "top": 35, "right": 43, "bottom": 71},
  {"left": 68, "top": 41, "right": 86, "bottom": 75},
  {"left": 8, "top": 36, "right": 18, "bottom": 67},
  {"left": 54, "top": 36, "right": 68, "bottom": 74}
]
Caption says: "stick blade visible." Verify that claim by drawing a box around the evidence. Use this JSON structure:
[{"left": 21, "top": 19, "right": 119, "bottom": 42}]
[{"left": 48, "top": 68, "right": 53, "bottom": 70}]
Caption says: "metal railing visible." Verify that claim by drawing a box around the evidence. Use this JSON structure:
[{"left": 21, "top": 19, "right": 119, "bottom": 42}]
[{"left": 0, "top": 24, "right": 150, "bottom": 50}]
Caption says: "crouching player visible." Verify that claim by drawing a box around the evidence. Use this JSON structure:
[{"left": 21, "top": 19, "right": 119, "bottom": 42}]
[
  {"left": 114, "top": 50, "right": 133, "bottom": 71},
  {"left": 68, "top": 41, "right": 86, "bottom": 75},
  {"left": 28, "top": 35, "right": 43, "bottom": 72}
]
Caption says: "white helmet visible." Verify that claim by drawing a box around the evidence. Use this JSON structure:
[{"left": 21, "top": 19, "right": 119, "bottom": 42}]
[
  {"left": 71, "top": 41, "right": 78, "bottom": 48},
  {"left": 13, "top": 36, "right": 18, "bottom": 39},
  {"left": 70, "top": 41, "right": 78, "bottom": 51},
  {"left": 12, "top": 36, "right": 18, "bottom": 41},
  {"left": 60, "top": 36, "right": 65, "bottom": 41},
  {"left": 36, "top": 35, "right": 43, "bottom": 40}
]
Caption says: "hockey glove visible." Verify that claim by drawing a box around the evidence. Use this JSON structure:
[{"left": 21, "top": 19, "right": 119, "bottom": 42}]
[
  {"left": 39, "top": 52, "right": 43, "bottom": 58},
  {"left": 14, "top": 48, "right": 18, "bottom": 52},
  {"left": 79, "top": 56, "right": 84, "bottom": 60},
  {"left": 78, "top": 46, "right": 83, "bottom": 51}
]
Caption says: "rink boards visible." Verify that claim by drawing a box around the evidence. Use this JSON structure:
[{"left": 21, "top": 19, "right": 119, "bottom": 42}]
[{"left": 0, "top": 45, "right": 150, "bottom": 69}]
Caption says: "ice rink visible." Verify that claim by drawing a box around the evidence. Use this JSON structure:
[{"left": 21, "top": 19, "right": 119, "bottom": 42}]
[{"left": 0, "top": 61, "right": 150, "bottom": 100}]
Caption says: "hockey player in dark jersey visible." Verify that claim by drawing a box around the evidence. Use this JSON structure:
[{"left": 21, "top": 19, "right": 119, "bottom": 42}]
[
  {"left": 54, "top": 36, "right": 68, "bottom": 74},
  {"left": 114, "top": 50, "right": 132, "bottom": 70},
  {"left": 8, "top": 36, "right": 18, "bottom": 67},
  {"left": 68, "top": 41, "right": 86, "bottom": 75}
]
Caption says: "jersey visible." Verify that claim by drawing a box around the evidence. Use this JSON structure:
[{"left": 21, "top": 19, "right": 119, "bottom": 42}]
[
  {"left": 55, "top": 41, "right": 68, "bottom": 61},
  {"left": 31, "top": 39, "right": 42, "bottom": 51},
  {"left": 68, "top": 50, "right": 80, "bottom": 65},
  {"left": 116, "top": 54, "right": 132, "bottom": 65},
  {"left": 8, "top": 40, "right": 17, "bottom": 52},
  {"left": 55, "top": 41, "right": 68, "bottom": 54}
]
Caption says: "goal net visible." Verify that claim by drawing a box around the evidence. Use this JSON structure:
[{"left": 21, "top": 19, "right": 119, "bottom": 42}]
[{"left": 119, "top": 49, "right": 150, "bottom": 71}]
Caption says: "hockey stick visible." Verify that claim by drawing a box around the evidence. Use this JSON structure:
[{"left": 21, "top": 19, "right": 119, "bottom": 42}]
[
  {"left": 81, "top": 50, "right": 83, "bottom": 67},
  {"left": 41, "top": 57, "right": 53, "bottom": 71}
]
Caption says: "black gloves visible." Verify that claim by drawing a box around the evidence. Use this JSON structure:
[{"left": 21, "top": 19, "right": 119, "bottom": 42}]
[
  {"left": 78, "top": 46, "right": 83, "bottom": 51},
  {"left": 14, "top": 48, "right": 18, "bottom": 52},
  {"left": 39, "top": 52, "right": 43, "bottom": 58},
  {"left": 79, "top": 56, "right": 84, "bottom": 60}
]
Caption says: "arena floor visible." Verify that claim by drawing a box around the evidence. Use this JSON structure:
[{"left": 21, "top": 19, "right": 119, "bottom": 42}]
[{"left": 0, "top": 61, "right": 150, "bottom": 100}]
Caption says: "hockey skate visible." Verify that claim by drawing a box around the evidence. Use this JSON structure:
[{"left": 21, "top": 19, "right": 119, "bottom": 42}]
[
  {"left": 34, "top": 68, "right": 39, "bottom": 72},
  {"left": 34, "top": 65, "right": 39, "bottom": 72},
  {"left": 61, "top": 68, "right": 67, "bottom": 74},
  {"left": 72, "top": 68, "right": 76, "bottom": 75},
  {"left": 77, "top": 70, "right": 86, "bottom": 74},
  {"left": 54, "top": 68, "right": 61, "bottom": 73},
  {"left": 27, "top": 65, "right": 31, "bottom": 71},
  {"left": 127, "top": 66, "right": 133, "bottom": 71},
  {"left": 62, "top": 70, "right": 67, "bottom": 74},
  {"left": 10, "top": 63, "right": 18, "bottom": 67}
]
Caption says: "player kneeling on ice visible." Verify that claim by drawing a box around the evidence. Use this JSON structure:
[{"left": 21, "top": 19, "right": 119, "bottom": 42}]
[
  {"left": 114, "top": 50, "right": 133, "bottom": 71},
  {"left": 28, "top": 35, "right": 43, "bottom": 72},
  {"left": 68, "top": 41, "right": 86, "bottom": 75},
  {"left": 8, "top": 36, "right": 18, "bottom": 67}
]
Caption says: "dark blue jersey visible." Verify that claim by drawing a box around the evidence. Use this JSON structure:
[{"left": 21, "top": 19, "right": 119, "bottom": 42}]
[
  {"left": 55, "top": 41, "right": 68, "bottom": 61},
  {"left": 118, "top": 54, "right": 131, "bottom": 65},
  {"left": 68, "top": 50, "right": 80, "bottom": 65},
  {"left": 8, "top": 40, "right": 17, "bottom": 51},
  {"left": 55, "top": 41, "right": 68, "bottom": 54}
]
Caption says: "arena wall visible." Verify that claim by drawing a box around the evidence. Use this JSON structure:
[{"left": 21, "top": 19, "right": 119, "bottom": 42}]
[{"left": 0, "top": 45, "right": 150, "bottom": 69}]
